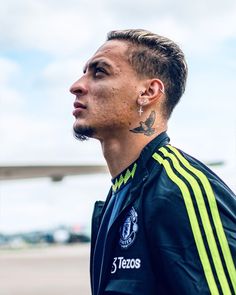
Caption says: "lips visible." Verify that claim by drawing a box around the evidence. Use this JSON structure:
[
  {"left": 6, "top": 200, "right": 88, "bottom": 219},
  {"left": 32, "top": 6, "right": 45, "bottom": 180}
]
[{"left": 73, "top": 100, "right": 86, "bottom": 116}]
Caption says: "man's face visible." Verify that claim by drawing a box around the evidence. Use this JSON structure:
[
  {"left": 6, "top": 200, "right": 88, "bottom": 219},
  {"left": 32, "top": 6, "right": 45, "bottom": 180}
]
[{"left": 70, "top": 40, "right": 142, "bottom": 140}]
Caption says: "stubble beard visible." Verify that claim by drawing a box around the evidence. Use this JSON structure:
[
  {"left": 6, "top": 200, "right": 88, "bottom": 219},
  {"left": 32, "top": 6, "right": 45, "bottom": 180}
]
[{"left": 73, "top": 125, "right": 95, "bottom": 141}]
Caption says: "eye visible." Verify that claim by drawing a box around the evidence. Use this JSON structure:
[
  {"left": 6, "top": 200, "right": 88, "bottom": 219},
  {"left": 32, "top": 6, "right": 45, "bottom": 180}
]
[{"left": 94, "top": 67, "right": 107, "bottom": 77}]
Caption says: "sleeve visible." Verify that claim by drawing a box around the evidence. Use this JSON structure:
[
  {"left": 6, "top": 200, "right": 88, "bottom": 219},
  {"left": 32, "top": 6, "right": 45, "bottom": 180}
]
[{"left": 147, "top": 147, "right": 236, "bottom": 295}]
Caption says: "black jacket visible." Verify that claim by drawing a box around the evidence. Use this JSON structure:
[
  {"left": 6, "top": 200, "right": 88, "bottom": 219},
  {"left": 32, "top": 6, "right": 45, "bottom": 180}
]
[{"left": 90, "top": 132, "right": 236, "bottom": 295}]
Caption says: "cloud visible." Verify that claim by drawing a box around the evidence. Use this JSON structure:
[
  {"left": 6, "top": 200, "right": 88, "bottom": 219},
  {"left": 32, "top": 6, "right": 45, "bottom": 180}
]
[
  {"left": 0, "top": 58, "right": 23, "bottom": 106},
  {"left": 0, "top": 53, "right": 105, "bottom": 164},
  {"left": 0, "top": 0, "right": 111, "bottom": 55},
  {"left": 104, "top": 0, "right": 236, "bottom": 52},
  {"left": 1, "top": 0, "right": 235, "bottom": 160},
  {"left": 1, "top": 0, "right": 236, "bottom": 56},
  {"left": 0, "top": 58, "right": 19, "bottom": 82},
  {"left": 42, "top": 58, "right": 84, "bottom": 88},
  {"left": 0, "top": 0, "right": 235, "bottom": 234}
]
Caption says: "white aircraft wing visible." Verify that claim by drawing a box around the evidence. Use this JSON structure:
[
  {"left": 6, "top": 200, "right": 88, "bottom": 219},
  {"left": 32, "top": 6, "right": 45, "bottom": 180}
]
[
  {"left": 0, "top": 165, "right": 108, "bottom": 181},
  {"left": 0, "top": 161, "right": 227, "bottom": 182}
]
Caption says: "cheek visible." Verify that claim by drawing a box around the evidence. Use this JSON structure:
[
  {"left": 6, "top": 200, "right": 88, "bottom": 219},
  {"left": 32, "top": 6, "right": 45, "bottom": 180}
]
[
  {"left": 110, "top": 88, "right": 134, "bottom": 117},
  {"left": 89, "top": 84, "right": 136, "bottom": 124},
  {"left": 118, "top": 88, "right": 137, "bottom": 114},
  {"left": 90, "top": 85, "right": 111, "bottom": 104}
]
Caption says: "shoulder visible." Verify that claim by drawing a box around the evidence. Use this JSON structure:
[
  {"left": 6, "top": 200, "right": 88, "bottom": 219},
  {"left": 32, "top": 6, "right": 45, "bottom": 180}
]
[
  {"left": 144, "top": 143, "right": 236, "bottom": 239},
  {"left": 151, "top": 144, "right": 234, "bottom": 196},
  {"left": 149, "top": 144, "right": 235, "bottom": 207},
  {"left": 144, "top": 143, "right": 235, "bottom": 220}
]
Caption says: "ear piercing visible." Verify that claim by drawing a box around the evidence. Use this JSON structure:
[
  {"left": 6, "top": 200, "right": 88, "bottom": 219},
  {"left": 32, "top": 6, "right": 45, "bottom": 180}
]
[
  {"left": 138, "top": 99, "right": 148, "bottom": 116},
  {"left": 141, "top": 87, "right": 165, "bottom": 95},
  {"left": 138, "top": 105, "right": 144, "bottom": 116},
  {"left": 137, "top": 85, "right": 165, "bottom": 116},
  {"left": 160, "top": 88, "right": 165, "bottom": 94}
]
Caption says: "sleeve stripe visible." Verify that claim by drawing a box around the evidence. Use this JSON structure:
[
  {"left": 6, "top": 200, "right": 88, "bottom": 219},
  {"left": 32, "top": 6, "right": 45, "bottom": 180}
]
[
  {"left": 166, "top": 145, "right": 236, "bottom": 294},
  {"left": 152, "top": 152, "right": 220, "bottom": 295}
]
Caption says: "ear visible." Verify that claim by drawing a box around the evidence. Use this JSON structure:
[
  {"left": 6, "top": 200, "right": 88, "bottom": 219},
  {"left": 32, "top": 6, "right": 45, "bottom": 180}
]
[{"left": 137, "top": 79, "right": 165, "bottom": 106}]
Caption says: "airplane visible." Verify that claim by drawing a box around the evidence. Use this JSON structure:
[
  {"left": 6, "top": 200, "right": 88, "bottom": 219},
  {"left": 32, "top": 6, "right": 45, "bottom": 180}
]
[
  {"left": 0, "top": 160, "right": 234, "bottom": 248},
  {"left": 0, "top": 164, "right": 108, "bottom": 182},
  {"left": 0, "top": 163, "right": 109, "bottom": 246},
  {"left": 0, "top": 160, "right": 229, "bottom": 182},
  {"left": 0, "top": 160, "right": 231, "bottom": 184}
]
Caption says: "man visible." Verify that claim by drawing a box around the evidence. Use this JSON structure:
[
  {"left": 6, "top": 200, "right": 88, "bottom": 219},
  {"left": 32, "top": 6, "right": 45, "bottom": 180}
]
[{"left": 70, "top": 29, "right": 236, "bottom": 295}]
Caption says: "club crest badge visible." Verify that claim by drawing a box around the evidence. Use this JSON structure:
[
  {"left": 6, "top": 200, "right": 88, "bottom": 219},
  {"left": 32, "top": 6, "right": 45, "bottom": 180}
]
[{"left": 119, "top": 207, "right": 138, "bottom": 249}]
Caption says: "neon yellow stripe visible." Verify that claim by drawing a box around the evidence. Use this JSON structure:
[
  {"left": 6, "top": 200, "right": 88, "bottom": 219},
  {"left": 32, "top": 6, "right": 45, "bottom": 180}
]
[
  {"left": 152, "top": 153, "right": 219, "bottom": 295},
  {"left": 112, "top": 163, "right": 137, "bottom": 192},
  {"left": 167, "top": 145, "right": 236, "bottom": 293},
  {"left": 159, "top": 147, "right": 231, "bottom": 294}
]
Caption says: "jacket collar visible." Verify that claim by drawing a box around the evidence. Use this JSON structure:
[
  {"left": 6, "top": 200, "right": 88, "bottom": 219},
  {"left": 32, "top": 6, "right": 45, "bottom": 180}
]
[
  {"left": 130, "top": 131, "right": 169, "bottom": 191},
  {"left": 101, "top": 132, "right": 170, "bottom": 214},
  {"left": 96, "top": 132, "right": 170, "bottom": 295}
]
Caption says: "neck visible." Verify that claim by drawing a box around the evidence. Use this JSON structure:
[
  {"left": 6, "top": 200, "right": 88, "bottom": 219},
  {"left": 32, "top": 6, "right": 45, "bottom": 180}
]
[{"left": 100, "top": 123, "right": 167, "bottom": 178}]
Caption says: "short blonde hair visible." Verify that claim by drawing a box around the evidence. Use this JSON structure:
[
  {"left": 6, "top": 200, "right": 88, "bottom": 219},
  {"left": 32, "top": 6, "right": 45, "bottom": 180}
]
[{"left": 107, "top": 29, "right": 188, "bottom": 118}]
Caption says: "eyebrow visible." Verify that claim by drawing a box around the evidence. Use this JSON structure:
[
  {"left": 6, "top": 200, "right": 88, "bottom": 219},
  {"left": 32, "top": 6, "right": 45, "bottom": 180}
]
[{"left": 83, "top": 59, "right": 112, "bottom": 74}]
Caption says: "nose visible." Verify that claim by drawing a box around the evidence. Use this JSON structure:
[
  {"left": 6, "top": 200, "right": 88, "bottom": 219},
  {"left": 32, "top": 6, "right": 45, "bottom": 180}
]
[{"left": 69, "top": 76, "right": 88, "bottom": 96}]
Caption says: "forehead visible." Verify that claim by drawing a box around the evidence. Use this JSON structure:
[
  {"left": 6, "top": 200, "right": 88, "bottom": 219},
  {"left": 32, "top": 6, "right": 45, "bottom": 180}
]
[{"left": 85, "top": 40, "right": 131, "bottom": 70}]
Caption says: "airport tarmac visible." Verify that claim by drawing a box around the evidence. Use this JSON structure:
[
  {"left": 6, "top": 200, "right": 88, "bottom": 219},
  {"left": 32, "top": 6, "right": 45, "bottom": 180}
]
[{"left": 0, "top": 244, "right": 91, "bottom": 295}]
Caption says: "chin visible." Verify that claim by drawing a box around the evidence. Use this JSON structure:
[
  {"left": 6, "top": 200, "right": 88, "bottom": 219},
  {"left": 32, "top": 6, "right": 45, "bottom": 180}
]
[{"left": 73, "top": 124, "right": 95, "bottom": 141}]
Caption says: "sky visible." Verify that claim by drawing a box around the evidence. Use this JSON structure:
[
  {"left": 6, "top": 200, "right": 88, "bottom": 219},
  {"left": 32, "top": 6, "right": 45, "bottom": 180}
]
[{"left": 0, "top": 0, "right": 235, "bottom": 233}]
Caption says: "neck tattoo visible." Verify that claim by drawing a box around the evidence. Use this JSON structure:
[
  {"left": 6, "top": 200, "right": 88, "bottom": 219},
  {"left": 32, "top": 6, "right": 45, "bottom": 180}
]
[{"left": 130, "top": 111, "right": 156, "bottom": 136}]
